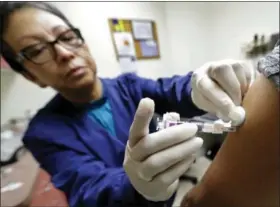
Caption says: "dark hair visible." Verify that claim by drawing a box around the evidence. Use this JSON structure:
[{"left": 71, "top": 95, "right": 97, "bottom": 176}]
[{"left": 0, "top": 2, "right": 74, "bottom": 72}]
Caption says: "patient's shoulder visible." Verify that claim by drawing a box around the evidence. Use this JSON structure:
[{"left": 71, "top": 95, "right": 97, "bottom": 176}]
[{"left": 181, "top": 74, "right": 279, "bottom": 207}]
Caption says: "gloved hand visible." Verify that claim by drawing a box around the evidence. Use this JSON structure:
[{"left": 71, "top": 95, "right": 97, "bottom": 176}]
[
  {"left": 123, "top": 98, "right": 203, "bottom": 202},
  {"left": 191, "top": 59, "right": 255, "bottom": 125}
]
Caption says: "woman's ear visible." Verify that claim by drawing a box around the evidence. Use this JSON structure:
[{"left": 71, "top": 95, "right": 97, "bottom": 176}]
[{"left": 21, "top": 70, "right": 47, "bottom": 88}]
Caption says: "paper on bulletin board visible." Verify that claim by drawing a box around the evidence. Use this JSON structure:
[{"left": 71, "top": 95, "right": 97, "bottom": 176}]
[
  {"left": 119, "top": 56, "right": 137, "bottom": 73},
  {"left": 132, "top": 20, "right": 154, "bottom": 40},
  {"left": 113, "top": 32, "right": 136, "bottom": 56},
  {"left": 139, "top": 40, "right": 159, "bottom": 57},
  {"left": 112, "top": 19, "right": 125, "bottom": 32}
]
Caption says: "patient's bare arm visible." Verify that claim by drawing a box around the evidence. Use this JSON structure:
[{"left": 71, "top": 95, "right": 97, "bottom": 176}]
[{"left": 181, "top": 74, "right": 279, "bottom": 207}]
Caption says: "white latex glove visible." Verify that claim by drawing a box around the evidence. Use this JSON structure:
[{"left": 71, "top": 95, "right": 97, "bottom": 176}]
[
  {"left": 191, "top": 59, "right": 255, "bottom": 125},
  {"left": 123, "top": 98, "right": 203, "bottom": 201}
]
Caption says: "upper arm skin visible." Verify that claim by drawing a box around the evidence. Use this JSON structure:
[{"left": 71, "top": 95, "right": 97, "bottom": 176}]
[{"left": 181, "top": 74, "right": 279, "bottom": 207}]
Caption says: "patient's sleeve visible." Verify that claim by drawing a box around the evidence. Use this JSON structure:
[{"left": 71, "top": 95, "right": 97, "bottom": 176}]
[
  {"left": 180, "top": 74, "right": 279, "bottom": 207},
  {"left": 257, "top": 41, "right": 279, "bottom": 91}
]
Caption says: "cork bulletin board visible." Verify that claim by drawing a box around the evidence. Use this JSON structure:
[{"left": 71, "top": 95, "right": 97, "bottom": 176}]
[{"left": 108, "top": 18, "right": 160, "bottom": 60}]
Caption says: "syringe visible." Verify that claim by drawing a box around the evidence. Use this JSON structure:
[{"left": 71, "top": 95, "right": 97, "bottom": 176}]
[
  {"left": 192, "top": 121, "right": 236, "bottom": 134},
  {"left": 157, "top": 116, "right": 236, "bottom": 134}
]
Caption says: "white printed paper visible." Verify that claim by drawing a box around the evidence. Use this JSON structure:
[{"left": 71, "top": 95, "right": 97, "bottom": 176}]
[
  {"left": 139, "top": 40, "right": 158, "bottom": 57},
  {"left": 119, "top": 57, "right": 137, "bottom": 73},
  {"left": 113, "top": 32, "right": 136, "bottom": 56},
  {"left": 132, "top": 21, "right": 154, "bottom": 40},
  {"left": 145, "top": 40, "right": 157, "bottom": 47}
]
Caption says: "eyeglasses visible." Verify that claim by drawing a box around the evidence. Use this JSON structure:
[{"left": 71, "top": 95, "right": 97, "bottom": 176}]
[{"left": 16, "top": 28, "right": 84, "bottom": 65}]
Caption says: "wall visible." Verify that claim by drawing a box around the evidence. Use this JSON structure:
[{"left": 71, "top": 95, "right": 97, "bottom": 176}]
[
  {"left": 164, "top": 2, "right": 212, "bottom": 74},
  {"left": 1, "top": 73, "right": 57, "bottom": 124},
  {"left": 1, "top": 2, "right": 170, "bottom": 124},
  {"left": 165, "top": 1, "right": 279, "bottom": 74}
]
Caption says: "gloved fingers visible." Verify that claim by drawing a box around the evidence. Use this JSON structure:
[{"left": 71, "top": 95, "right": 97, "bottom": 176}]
[
  {"left": 231, "top": 61, "right": 248, "bottom": 96},
  {"left": 192, "top": 91, "right": 230, "bottom": 122},
  {"left": 208, "top": 62, "right": 241, "bottom": 106},
  {"left": 153, "top": 155, "right": 196, "bottom": 188},
  {"left": 129, "top": 98, "right": 155, "bottom": 148},
  {"left": 123, "top": 145, "right": 142, "bottom": 175},
  {"left": 143, "top": 179, "right": 179, "bottom": 202},
  {"left": 139, "top": 137, "right": 203, "bottom": 181},
  {"left": 216, "top": 111, "right": 230, "bottom": 122},
  {"left": 244, "top": 61, "right": 255, "bottom": 86},
  {"left": 191, "top": 90, "right": 219, "bottom": 115},
  {"left": 164, "top": 179, "right": 179, "bottom": 200},
  {"left": 193, "top": 74, "right": 237, "bottom": 120},
  {"left": 130, "top": 123, "right": 198, "bottom": 161}
]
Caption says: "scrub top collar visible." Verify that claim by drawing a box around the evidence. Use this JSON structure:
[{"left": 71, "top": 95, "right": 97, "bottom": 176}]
[{"left": 72, "top": 78, "right": 108, "bottom": 110}]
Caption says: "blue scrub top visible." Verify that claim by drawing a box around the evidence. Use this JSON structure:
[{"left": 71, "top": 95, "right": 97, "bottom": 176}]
[
  {"left": 23, "top": 72, "right": 205, "bottom": 207},
  {"left": 88, "top": 97, "right": 116, "bottom": 137}
]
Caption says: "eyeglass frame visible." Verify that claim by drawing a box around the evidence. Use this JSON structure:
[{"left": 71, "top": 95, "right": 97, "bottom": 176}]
[{"left": 16, "top": 28, "right": 85, "bottom": 65}]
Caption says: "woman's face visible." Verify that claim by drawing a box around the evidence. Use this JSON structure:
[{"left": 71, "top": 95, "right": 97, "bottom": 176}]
[{"left": 3, "top": 7, "right": 97, "bottom": 91}]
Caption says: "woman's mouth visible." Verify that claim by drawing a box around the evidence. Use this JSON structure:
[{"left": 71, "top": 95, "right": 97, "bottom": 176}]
[{"left": 66, "top": 67, "right": 87, "bottom": 79}]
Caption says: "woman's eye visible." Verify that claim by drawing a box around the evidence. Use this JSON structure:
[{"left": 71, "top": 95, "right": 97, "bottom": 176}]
[
  {"left": 60, "top": 33, "right": 77, "bottom": 42},
  {"left": 61, "top": 36, "right": 74, "bottom": 41},
  {"left": 27, "top": 45, "right": 46, "bottom": 57}
]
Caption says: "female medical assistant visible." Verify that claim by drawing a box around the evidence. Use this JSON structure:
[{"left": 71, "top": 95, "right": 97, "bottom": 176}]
[
  {"left": 1, "top": 2, "right": 254, "bottom": 207},
  {"left": 24, "top": 73, "right": 203, "bottom": 207}
]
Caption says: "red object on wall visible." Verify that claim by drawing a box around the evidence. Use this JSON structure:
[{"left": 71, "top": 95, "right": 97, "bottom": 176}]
[{"left": 1, "top": 56, "right": 10, "bottom": 69}]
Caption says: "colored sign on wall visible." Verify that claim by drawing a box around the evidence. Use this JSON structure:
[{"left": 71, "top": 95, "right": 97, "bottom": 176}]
[
  {"left": 1, "top": 56, "right": 10, "bottom": 69},
  {"left": 112, "top": 19, "right": 125, "bottom": 32}
]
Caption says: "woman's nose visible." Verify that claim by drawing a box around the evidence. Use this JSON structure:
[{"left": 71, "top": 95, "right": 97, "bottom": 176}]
[{"left": 54, "top": 44, "right": 75, "bottom": 62}]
